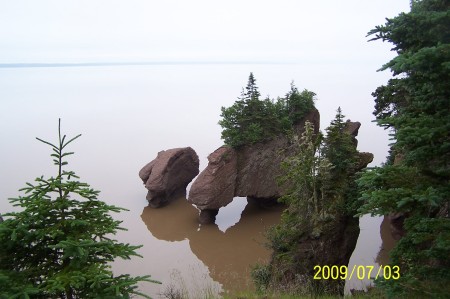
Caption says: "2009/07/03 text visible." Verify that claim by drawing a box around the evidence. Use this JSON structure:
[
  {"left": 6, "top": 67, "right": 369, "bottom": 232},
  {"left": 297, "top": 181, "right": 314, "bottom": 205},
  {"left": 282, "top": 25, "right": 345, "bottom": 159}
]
[{"left": 313, "top": 265, "right": 400, "bottom": 280}]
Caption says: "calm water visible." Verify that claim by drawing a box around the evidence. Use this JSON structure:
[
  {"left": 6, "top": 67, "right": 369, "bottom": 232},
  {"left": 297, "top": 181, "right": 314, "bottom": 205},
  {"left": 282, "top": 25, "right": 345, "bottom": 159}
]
[{"left": 0, "top": 65, "right": 393, "bottom": 297}]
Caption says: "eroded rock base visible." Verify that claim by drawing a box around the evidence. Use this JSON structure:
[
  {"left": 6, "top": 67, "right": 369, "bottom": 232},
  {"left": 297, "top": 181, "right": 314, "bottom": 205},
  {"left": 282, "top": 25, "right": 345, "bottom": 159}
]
[{"left": 198, "top": 209, "right": 219, "bottom": 224}]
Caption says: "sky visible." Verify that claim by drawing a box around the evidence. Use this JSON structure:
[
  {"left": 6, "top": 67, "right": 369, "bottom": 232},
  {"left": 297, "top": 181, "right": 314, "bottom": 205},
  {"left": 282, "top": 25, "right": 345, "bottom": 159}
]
[{"left": 0, "top": 0, "right": 411, "bottom": 64}]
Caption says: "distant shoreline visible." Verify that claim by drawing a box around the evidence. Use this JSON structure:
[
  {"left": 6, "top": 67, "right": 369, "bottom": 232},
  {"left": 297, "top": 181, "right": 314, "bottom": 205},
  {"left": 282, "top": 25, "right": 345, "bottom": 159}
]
[{"left": 0, "top": 61, "right": 295, "bottom": 69}]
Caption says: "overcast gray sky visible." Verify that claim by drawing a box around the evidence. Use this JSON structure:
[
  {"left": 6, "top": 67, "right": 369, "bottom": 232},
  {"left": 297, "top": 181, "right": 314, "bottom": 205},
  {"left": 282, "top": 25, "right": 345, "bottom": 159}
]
[{"left": 0, "top": 0, "right": 410, "bottom": 64}]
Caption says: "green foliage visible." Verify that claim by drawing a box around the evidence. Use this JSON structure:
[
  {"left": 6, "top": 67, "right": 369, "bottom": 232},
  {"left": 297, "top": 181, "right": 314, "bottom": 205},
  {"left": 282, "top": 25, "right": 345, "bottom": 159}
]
[
  {"left": 0, "top": 120, "right": 160, "bottom": 298},
  {"left": 375, "top": 216, "right": 450, "bottom": 298},
  {"left": 359, "top": 0, "right": 450, "bottom": 297},
  {"left": 322, "top": 108, "right": 360, "bottom": 216},
  {"left": 0, "top": 270, "right": 39, "bottom": 299},
  {"left": 250, "top": 264, "right": 272, "bottom": 293},
  {"left": 275, "top": 108, "right": 360, "bottom": 227},
  {"left": 257, "top": 108, "right": 362, "bottom": 296},
  {"left": 241, "top": 72, "right": 261, "bottom": 101},
  {"left": 368, "top": 0, "right": 450, "bottom": 174},
  {"left": 219, "top": 73, "right": 316, "bottom": 147}
]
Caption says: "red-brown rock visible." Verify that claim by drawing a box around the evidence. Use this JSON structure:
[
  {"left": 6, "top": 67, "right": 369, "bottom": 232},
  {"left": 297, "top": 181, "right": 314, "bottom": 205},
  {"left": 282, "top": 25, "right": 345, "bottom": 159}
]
[
  {"left": 188, "top": 146, "right": 237, "bottom": 210},
  {"left": 357, "top": 152, "right": 374, "bottom": 170},
  {"left": 344, "top": 120, "right": 361, "bottom": 136},
  {"left": 387, "top": 213, "right": 407, "bottom": 240},
  {"left": 189, "top": 109, "right": 320, "bottom": 214},
  {"left": 139, "top": 147, "right": 199, "bottom": 208}
]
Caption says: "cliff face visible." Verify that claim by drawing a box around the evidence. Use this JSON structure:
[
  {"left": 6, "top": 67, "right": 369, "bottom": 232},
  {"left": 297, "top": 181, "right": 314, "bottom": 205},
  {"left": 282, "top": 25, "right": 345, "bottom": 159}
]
[{"left": 235, "top": 108, "right": 320, "bottom": 199}]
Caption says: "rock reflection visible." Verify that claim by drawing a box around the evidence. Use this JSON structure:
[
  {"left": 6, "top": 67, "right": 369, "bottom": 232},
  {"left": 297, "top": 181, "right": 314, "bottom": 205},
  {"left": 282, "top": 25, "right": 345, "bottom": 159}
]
[
  {"left": 141, "top": 196, "right": 200, "bottom": 242},
  {"left": 376, "top": 216, "right": 398, "bottom": 265},
  {"left": 140, "top": 198, "right": 283, "bottom": 292}
]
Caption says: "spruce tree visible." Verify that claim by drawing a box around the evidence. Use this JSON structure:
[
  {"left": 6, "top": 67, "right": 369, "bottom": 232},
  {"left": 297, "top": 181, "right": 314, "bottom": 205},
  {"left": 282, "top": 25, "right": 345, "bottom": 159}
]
[
  {"left": 240, "top": 72, "right": 261, "bottom": 101},
  {"left": 261, "top": 109, "right": 362, "bottom": 296},
  {"left": 219, "top": 74, "right": 316, "bottom": 147},
  {"left": 322, "top": 108, "right": 360, "bottom": 215},
  {"left": 358, "top": 0, "right": 450, "bottom": 297},
  {"left": 285, "top": 82, "right": 316, "bottom": 125},
  {"left": 0, "top": 120, "right": 159, "bottom": 298}
]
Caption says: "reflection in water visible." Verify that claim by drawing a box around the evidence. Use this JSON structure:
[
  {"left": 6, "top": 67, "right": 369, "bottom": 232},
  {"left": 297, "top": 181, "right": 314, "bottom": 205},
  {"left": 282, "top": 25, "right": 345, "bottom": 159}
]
[
  {"left": 141, "top": 197, "right": 284, "bottom": 293},
  {"left": 376, "top": 216, "right": 397, "bottom": 265},
  {"left": 344, "top": 215, "right": 399, "bottom": 294},
  {"left": 141, "top": 196, "right": 200, "bottom": 242}
]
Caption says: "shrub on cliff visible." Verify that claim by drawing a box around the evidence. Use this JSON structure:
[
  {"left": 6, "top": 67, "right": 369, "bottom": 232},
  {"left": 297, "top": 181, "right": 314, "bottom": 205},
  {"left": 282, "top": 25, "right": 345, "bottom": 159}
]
[
  {"left": 219, "top": 73, "right": 316, "bottom": 147},
  {"left": 0, "top": 120, "right": 159, "bottom": 298}
]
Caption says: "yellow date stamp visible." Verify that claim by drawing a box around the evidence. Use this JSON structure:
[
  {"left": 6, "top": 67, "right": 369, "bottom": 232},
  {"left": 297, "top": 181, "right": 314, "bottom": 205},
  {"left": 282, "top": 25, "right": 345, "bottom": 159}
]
[{"left": 313, "top": 265, "right": 400, "bottom": 280}]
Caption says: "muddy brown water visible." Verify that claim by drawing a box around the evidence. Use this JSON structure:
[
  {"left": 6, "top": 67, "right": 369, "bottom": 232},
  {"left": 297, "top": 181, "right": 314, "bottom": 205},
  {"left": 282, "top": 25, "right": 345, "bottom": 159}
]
[
  {"left": 140, "top": 197, "right": 284, "bottom": 294},
  {"left": 110, "top": 195, "right": 395, "bottom": 297}
]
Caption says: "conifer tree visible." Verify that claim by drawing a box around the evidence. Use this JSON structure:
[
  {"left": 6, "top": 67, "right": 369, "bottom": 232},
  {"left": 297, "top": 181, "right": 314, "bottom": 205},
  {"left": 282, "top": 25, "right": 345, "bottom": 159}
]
[
  {"left": 219, "top": 74, "right": 315, "bottom": 147},
  {"left": 285, "top": 82, "right": 316, "bottom": 125},
  {"left": 240, "top": 72, "right": 261, "bottom": 101},
  {"left": 0, "top": 120, "right": 159, "bottom": 298},
  {"left": 322, "top": 108, "right": 360, "bottom": 215},
  {"left": 358, "top": 0, "right": 450, "bottom": 297}
]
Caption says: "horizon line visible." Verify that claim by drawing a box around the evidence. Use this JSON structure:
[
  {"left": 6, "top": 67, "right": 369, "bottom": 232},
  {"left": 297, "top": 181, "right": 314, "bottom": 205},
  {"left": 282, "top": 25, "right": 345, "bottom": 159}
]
[{"left": 0, "top": 60, "right": 298, "bottom": 69}]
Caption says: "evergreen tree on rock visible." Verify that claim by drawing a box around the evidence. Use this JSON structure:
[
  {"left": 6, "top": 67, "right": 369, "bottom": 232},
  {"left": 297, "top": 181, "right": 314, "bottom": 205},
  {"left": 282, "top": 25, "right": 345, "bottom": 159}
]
[
  {"left": 240, "top": 72, "right": 261, "bottom": 101},
  {"left": 219, "top": 73, "right": 315, "bottom": 147}
]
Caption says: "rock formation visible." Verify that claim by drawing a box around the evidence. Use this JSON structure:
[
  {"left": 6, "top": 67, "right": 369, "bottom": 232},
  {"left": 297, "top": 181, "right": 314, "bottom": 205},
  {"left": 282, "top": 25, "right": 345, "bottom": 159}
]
[
  {"left": 188, "top": 109, "right": 320, "bottom": 223},
  {"left": 188, "top": 146, "right": 237, "bottom": 210},
  {"left": 386, "top": 213, "right": 407, "bottom": 240},
  {"left": 139, "top": 147, "right": 199, "bottom": 208},
  {"left": 376, "top": 215, "right": 398, "bottom": 265},
  {"left": 189, "top": 109, "right": 374, "bottom": 223},
  {"left": 343, "top": 120, "right": 374, "bottom": 171}
]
